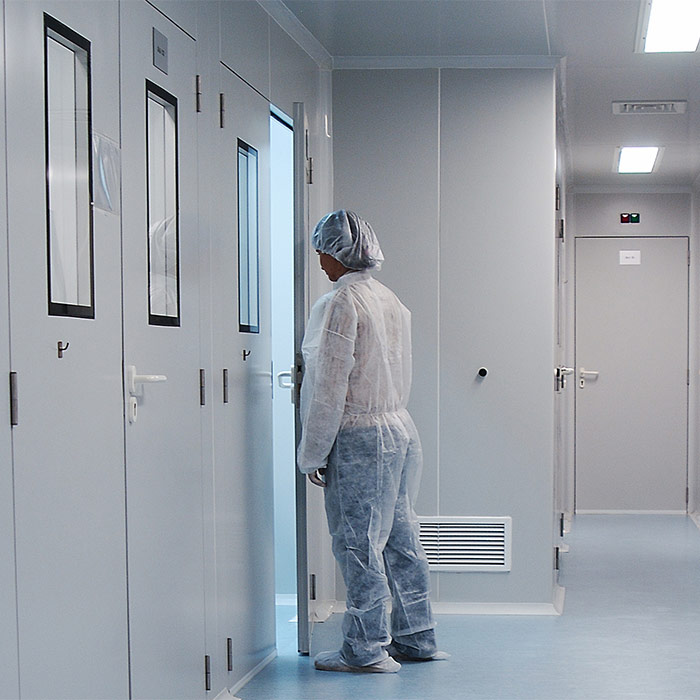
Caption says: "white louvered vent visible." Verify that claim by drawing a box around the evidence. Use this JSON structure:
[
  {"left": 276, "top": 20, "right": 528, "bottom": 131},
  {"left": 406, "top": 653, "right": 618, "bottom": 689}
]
[
  {"left": 418, "top": 517, "right": 512, "bottom": 572},
  {"left": 612, "top": 100, "right": 687, "bottom": 115}
]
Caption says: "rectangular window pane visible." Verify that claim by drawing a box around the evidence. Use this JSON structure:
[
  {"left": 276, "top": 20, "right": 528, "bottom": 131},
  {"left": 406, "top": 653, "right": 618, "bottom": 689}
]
[
  {"left": 238, "top": 141, "right": 259, "bottom": 333},
  {"left": 146, "top": 81, "right": 180, "bottom": 326},
  {"left": 45, "top": 16, "right": 94, "bottom": 318}
]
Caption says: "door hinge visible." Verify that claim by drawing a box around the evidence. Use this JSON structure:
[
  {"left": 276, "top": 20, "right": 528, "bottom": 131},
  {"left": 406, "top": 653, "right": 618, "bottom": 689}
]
[
  {"left": 558, "top": 218, "right": 565, "bottom": 241},
  {"left": 204, "top": 655, "right": 211, "bottom": 691},
  {"left": 222, "top": 368, "right": 229, "bottom": 404},
  {"left": 554, "top": 546, "right": 560, "bottom": 571},
  {"left": 9, "top": 372, "right": 18, "bottom": 426},
  {"left": 200, "top": 369, "right": 206, "bottom": 406},
  {"left": 195, "top": 74, "right": 202, "bottom": 113},
  {"left": 219, "top": 92, "right": 225, "bottom": 128},
  {"left": 227, "top": 637, "right": 233, "bottom": 672},
  {"left": 305, "top": 129, "right": 313, "bottom": 184},
  {"left": 310, "top": 573, "right": 316, "bottom": 601},
  {"left": 555, "top": 185, "right": 561, "bottom": 212}
]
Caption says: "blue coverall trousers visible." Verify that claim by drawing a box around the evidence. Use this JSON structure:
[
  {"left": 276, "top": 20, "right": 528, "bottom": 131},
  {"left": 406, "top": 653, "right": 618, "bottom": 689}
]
[{"left": 323, "top": 411, "right": 437, "bottom": 666}]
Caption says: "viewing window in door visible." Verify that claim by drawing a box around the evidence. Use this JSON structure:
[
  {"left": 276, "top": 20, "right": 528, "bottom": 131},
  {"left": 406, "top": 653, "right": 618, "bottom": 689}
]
[
  {"left": 146, "top": 81, "right": 180, "bottom": 327},
  {"left": 44, "top": 15, "right": 95, "bottom": 318},
  {"left": 238, "top": 140, "right": 259, "bottom": 333}
]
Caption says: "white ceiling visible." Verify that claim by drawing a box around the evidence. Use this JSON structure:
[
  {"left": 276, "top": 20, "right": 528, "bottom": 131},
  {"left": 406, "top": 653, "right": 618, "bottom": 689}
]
[{"left": 280, "top": 0, "right": 700, "bottom": 191}]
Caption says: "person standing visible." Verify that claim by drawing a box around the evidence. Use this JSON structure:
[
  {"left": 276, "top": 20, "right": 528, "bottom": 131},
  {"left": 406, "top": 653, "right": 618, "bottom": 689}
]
[{"left": 297, "top": 210, "right": 446, "bottom": 673}]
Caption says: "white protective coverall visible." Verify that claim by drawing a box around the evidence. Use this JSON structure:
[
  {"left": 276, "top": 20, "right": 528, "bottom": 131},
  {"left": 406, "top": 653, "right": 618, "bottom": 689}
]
[{"left": 298, "top": 222, "right": 437, "bottom": 668}]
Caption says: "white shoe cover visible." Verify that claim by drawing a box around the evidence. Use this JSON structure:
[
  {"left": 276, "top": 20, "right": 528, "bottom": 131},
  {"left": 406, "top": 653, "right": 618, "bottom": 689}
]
[{"left": 314, "top": 650, "right": 401, "bottom": 673}]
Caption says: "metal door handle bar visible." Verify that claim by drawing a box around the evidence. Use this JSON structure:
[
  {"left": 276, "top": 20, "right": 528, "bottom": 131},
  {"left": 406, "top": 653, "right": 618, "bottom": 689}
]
[
  {"left": 579, "top": 368, "right": 599, "bottom": 378},
  {"left": 277, "top": 370, "right": 293, "bottom": 389},
  {"left": 127, "top": 365, "right": 168, "bottom": 396}
]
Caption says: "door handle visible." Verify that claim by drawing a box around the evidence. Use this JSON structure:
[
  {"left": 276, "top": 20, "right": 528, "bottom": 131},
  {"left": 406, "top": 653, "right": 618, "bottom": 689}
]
[
  {"left": 579, "top": 367, "right": 599, "bottom": 388},
  {"left": 277, "top": 367, "right": 295, "bottom": 403},
  {"left": 277, "top": 370, "right": 293, "bottom": 389},
  {"left": 127, "top": 364, "right": 168, "bottom": 396}
]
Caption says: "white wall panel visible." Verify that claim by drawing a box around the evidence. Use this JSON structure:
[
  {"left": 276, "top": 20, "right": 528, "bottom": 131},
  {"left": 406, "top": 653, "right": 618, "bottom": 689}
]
[
  {"left": 270, "top": 20, "right": 318, "bottom": 119},
  {"left": 219, "top": 0, "right": 270, "bottom": 97},
  {"left": 332, "top": 69, "right": 440, "bottom": 518},
  {"left": 146, "top": 0, "right": 198, "bottom": 37},
  {"left": 333, "top": 67, "right": 557, "bottom": 607},
  {"left": 573, "top": 192, "right": 691, "bottom": 237},
  {"left": 438, "top": 68, "right": 555, "bottom": 604}
]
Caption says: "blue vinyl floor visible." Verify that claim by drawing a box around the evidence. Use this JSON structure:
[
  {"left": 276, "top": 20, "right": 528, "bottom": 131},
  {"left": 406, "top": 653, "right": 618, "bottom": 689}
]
[{"left": 238, "top": 515, "right": 700, "bottom": 700}]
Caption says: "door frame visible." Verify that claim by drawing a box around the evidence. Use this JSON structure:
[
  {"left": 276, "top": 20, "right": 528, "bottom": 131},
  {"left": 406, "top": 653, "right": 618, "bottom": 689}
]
[{"left": 293, "top": 101, "right": 311, "bottom": 655}]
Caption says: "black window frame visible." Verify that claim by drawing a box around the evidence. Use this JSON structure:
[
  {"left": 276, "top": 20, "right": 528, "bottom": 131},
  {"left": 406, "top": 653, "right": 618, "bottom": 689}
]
[
  {"left": 44, "top": 13, "right": 95, "bottom": 319},
  {"left": 237, "top": 139, "right": 260, "bottom": 334},
  {"left": 145, "top": 79, "right": 181, "bottom": 328}
]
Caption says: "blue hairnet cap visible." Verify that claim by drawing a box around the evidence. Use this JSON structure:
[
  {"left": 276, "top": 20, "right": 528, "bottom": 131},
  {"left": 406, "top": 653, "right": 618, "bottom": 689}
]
[{"left": 311, "top": 210, "right": 384, "bottom": 271}]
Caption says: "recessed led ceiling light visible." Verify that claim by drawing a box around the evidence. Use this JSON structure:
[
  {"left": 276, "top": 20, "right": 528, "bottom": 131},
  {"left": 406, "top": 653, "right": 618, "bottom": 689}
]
[
  {"left": 617, "top": 146, "right": 661, "bottom": 173},
  {"left": 637, "top": 0, "right": 700, "bottom": 53}
]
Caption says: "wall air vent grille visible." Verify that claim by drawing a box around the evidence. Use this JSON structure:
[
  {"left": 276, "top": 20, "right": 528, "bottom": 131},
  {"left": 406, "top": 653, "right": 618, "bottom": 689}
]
[
  {"left": 418, "top": 517, "right": 512, "bottom": 572},
  {"left": 612, "top": 100, "right": 687, "bottom": 115}
]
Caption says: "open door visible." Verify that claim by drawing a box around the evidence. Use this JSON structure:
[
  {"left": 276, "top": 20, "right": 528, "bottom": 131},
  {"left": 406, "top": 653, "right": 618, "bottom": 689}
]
[{"left": 293, "top": 102, "right": 312, "bottom": 655}]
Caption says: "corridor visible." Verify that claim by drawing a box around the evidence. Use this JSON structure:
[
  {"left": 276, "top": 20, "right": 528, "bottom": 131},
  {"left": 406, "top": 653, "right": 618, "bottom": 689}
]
[{"left": 240, "top": 516, "right": 700, "bottom": 700}]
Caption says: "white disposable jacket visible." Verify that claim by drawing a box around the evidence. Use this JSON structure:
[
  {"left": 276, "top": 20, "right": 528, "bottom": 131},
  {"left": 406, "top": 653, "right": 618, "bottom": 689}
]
[{"left": 297, "top": 270, "right": 413, "bottom": 474}]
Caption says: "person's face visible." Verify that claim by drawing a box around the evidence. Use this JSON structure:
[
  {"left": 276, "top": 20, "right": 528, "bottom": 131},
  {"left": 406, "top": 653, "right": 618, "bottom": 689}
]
[{"left": 317, "top": 251, "right": 349, "bottom": 282}]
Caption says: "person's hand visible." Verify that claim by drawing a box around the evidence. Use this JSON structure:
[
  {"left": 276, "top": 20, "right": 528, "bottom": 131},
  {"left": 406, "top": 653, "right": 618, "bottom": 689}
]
[{"left": 308, "top": 468, "right": 327, "bottom": 488}]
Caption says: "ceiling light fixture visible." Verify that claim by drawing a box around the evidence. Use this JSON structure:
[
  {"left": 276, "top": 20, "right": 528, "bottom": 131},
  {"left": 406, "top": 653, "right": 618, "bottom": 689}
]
[
  {"left": 636, "top": 0, "right": 700, "bottom": 53},
  {"left": 617, "top": 146, "right": 661, "bottom": 173}
]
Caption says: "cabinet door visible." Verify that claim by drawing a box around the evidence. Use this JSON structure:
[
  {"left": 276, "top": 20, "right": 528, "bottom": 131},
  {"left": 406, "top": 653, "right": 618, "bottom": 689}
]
[
  {"left": 120, "top": 3, "right": 207, "bottom": 698},
  {"left": 5, "top": 2, "right": 128, "bottom": 697}
]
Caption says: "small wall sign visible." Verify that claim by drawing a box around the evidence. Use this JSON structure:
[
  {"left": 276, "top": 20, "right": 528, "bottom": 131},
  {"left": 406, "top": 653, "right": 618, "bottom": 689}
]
[
  {"left": 619, "top": 250, "right": 641, "bottom": 265},
  {"left": 153, "top": 28, "right": 168, "bottom": 74}
]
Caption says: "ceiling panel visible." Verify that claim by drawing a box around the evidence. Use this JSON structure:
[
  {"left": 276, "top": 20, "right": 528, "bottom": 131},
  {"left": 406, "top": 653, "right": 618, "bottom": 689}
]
[
  {"left": 283, "top": 0, "right": 550, "bottom": 56},
  {"left": 281, "top": 0, "right": 700, "bottom": 189}
]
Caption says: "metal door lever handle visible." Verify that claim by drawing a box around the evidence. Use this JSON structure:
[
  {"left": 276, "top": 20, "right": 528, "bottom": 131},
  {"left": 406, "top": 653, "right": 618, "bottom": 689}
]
[
  {"left": 127, "top": 365, "right": 168, "bottom": 395},
  {"left": 579, "top": 368, "right": 599, "bottom": 378},
  {"left": 277, "top": 370, "right": 293, "bottom": 389}
]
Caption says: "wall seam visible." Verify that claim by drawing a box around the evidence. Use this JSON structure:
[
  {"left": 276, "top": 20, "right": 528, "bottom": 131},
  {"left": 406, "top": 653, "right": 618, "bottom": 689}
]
[{"left": 436, "top": 68, "right": 441, "bottom": 521}]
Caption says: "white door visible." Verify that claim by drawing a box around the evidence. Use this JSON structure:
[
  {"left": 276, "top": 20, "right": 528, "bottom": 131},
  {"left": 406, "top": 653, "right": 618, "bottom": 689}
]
[
  {"left": 120, "top": 4, "right": 206, "bottom": 697},
  {"left": 5, "top": 2, "right": 129, "bottom": 697},
  {"left": 575, "top": 237, "right": 689, "bottom": 512},
  {"left": 209, "top": 64, "right": 275, "bottom": 684}
]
